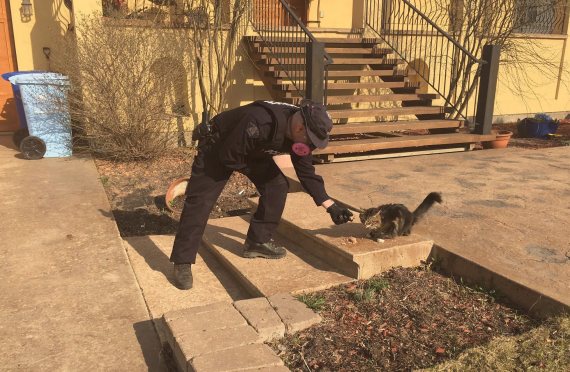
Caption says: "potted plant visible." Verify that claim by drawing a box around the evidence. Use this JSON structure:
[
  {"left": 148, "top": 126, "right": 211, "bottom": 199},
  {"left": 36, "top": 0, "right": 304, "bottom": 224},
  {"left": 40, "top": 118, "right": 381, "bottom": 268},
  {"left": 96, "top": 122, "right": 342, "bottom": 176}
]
[{"left": 482, "top": 130, "right": 513, "bottom": 149}]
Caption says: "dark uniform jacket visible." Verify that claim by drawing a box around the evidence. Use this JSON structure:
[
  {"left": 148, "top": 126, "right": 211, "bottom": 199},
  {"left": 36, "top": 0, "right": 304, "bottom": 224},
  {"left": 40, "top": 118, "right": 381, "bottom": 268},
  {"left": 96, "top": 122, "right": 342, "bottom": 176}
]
[{"left": 211, "top": 100, "right": 330, "bottom": 206}]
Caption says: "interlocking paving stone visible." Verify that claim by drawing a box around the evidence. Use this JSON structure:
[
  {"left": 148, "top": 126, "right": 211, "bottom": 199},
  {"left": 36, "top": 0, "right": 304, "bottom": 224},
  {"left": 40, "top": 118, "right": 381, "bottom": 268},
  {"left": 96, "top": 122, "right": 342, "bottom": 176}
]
[
  {"left": 164, "top": 301, "right": 231, "bottom": 320},
  {"left": 174, "top": 325, "right": 262, "bottom": 371},
  {"left": 267, "top": 293, "right": 321, "bottom": 334},
  {"left": 190, "top": 343, "right": 284, "bottom": 372},
  {"left": 233, "top": 297, "right": 285, "bottom": 341},
  {"left": 163, "top": 302, "right": 247, "bottom": 350}
]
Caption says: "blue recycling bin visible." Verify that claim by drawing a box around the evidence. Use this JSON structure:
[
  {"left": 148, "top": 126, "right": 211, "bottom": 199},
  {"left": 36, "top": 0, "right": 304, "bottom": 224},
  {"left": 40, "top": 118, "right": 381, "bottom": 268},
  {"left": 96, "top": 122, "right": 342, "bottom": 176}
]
[
  {"left": 7, "top": 72, "right": 72, "bottom": 158},
  {"left": 1, "top": 70, "right": 46, "bottom": 131}
]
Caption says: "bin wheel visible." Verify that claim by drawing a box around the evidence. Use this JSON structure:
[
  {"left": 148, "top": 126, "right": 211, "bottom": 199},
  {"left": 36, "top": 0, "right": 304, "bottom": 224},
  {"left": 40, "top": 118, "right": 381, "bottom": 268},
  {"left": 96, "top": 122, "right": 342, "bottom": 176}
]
[
  {"left": 20, "top": 136, "right": 46, "bottom": 160},
  {"left": 12, "top": 128, "right": 29, "bottom": 148}
]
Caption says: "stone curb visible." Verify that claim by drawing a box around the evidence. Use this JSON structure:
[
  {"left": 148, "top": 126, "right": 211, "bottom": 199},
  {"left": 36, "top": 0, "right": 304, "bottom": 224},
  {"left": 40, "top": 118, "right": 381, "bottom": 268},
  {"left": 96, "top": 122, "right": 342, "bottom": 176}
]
[
  {"left": 267, "top": 293, "right": 322, "bottom": 334},
  {"left": 162, "top": 294, "right": 322, "bottom": 371},
  {"left": 234, "top": 297, "right": 285, "bottom": 342}
]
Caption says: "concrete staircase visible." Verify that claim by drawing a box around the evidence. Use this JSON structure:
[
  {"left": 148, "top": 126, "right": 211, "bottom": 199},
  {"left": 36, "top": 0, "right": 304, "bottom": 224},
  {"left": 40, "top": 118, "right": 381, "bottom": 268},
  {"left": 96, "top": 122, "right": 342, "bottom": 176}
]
[
  {"left": 201, "top": 192, "right": 435, "bottom": 297},
  {"left": 245, "top": 35, "right": 496, "bottom": 161}
]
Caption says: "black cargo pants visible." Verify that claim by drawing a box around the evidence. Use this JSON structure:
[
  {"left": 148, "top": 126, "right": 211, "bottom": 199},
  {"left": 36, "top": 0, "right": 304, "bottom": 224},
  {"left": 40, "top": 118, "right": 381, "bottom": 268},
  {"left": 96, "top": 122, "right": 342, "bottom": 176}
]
[{"left": 170, "top": 141, "right": 289, "bottom": 265}]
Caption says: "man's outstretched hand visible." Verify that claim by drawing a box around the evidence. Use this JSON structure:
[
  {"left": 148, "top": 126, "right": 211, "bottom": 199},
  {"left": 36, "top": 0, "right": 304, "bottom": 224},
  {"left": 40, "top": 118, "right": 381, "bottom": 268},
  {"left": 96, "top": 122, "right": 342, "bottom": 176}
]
[{"left": 326, "top": 203, "right": 354, "bottom": 225}]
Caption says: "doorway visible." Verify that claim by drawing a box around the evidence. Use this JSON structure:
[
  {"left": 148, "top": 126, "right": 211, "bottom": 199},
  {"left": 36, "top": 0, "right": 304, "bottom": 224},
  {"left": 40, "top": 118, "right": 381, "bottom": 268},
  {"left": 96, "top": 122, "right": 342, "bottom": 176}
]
[
  {"left": 0, "top": 0, "right": 18, "bottom": 132},
  {"left": 254, "top": 0, "right": 308, "bottom": 26}
]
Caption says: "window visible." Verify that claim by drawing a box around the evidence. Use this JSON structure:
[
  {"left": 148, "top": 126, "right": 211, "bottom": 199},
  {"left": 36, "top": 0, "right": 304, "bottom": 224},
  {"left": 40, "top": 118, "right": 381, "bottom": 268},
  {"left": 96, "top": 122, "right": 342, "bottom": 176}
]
[{"left": 513, "top": 0, "right": 567, "bottom": 34}]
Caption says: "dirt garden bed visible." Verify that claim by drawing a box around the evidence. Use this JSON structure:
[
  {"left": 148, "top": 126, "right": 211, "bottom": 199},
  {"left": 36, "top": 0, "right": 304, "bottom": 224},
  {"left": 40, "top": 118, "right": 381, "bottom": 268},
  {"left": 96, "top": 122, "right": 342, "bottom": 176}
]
[
  {"left": 270, "top": 266, "right": 568, "bottom": 371},
  {"left": 94, "top": 147, "right": 258, "bottom": 237}
]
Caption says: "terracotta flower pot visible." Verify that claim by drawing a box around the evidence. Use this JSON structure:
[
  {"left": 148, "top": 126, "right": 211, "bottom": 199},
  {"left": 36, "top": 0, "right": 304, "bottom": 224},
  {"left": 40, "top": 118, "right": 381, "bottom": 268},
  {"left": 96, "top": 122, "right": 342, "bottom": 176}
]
[
  {"left": 482, "top": 130, "right": 513, "bottom": 149},
  {"left": 165, "top": 177, "right": 189, "bottom": 214}
]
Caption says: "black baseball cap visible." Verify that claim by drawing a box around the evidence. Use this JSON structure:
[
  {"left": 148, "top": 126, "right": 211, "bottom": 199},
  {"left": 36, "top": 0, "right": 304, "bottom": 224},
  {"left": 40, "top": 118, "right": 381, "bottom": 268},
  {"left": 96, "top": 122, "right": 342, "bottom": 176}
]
[{"left": 299, "top": 99, "right": 333, "bottom": 149}]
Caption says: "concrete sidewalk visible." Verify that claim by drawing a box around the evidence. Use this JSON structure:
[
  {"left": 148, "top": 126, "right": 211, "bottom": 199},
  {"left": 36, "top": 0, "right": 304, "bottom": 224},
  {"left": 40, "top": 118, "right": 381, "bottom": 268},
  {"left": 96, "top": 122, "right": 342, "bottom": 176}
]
[
  {"left": 0, "top": 135, "right": 161, "bottom": 370},
  {"left": 318, "top": 146, "right": 570, "bottom": 312}
]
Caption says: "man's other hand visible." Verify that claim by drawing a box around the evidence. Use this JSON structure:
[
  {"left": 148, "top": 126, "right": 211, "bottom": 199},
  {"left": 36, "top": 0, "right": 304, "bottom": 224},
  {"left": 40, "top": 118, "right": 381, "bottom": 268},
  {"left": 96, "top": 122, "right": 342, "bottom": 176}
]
[{"left": 326, "top": 203, "right": 354, "bottom": 225}]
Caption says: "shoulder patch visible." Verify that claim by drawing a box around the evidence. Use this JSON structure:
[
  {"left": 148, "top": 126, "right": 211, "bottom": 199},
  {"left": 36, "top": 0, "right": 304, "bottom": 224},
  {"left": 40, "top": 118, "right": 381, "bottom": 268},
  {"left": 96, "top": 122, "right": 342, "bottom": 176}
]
[{"left": 246, "top": 121, "right": 260, "bottom": 139}]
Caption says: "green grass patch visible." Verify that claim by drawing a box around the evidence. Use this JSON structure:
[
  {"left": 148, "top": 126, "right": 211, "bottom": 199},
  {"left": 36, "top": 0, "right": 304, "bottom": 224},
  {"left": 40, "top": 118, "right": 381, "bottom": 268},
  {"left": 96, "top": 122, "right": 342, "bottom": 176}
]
[
  {"left": 296, "top": 293, "right": 327, "bottom": 312},
  {"left": 367, "top": 277, "right": 389, "bottom": 292},
  {"left": 352, "top": 287, "right": 377, "bottom": 303}
]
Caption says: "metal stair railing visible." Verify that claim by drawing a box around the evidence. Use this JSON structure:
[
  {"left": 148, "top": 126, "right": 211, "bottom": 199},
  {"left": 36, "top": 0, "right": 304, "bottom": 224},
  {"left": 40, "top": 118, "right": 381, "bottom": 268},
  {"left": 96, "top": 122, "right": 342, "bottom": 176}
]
[
  {"left": 250, "top": 0, "right": 333, "bottom": 104},
  {"left": 365, "top": 0, "right": 495, "bottom": 130}
]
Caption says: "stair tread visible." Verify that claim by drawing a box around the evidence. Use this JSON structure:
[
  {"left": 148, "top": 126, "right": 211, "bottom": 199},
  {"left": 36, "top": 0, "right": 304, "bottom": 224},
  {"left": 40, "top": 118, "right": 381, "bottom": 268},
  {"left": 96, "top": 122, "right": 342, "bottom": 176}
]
[
  {"left": 262, "top": 57, "right": 402, "bottom": 65},
  {"left": 264, "top": 64, "right": 399, "bottom": 72},
  {"left": 330, "top": 119, "right": 461, "bottom": 135},
  {"left": 313, "top": 133, "right": 496, "bottom": 155},
  {"left": 277, "top": 82, "right": 416, "bottom": 91},
  {"left": 328, "top": 106, "right": 442, "bottom": 118},
  {"left": 326, "top": 93, "right": 438, "bottom": 103},
  {"left": 203, "top": 216, "right": 352, "bottom": 296},
  {"left": 271, "top": 69, "right": 415, "bottom": 78},
  {"left": 256, "top": 47, "right": 392, "bottom": 55},
  {"left": 249, "top": 36, "right": 382, "bottom": 44}
]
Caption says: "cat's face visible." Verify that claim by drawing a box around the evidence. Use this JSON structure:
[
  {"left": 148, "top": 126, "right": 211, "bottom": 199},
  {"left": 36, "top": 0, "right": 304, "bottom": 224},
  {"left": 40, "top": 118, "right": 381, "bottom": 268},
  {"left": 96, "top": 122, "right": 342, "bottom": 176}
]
[{"left": 359, "top": 207, "right": 381, "bottom": 229}]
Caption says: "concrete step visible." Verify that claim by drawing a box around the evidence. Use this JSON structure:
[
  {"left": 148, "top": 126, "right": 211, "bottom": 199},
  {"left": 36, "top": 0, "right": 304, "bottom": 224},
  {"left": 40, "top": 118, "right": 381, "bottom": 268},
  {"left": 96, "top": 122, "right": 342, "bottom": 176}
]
[
  {"left": 163, "top": 294, "right": 319, "bottom": 371},
  {"left": 202, "top": 216, "right": 353, "bottom": 297},
  {"left": 249, "top": 193, "right": 435, "bottom": 279}
]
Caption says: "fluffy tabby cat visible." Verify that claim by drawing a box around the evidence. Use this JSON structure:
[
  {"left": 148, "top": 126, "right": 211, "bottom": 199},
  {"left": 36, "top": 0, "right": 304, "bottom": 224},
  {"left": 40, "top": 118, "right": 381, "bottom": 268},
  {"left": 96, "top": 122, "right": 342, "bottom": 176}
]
[{"left": 359, "top": 192, "right": 442, "bottom": 240}]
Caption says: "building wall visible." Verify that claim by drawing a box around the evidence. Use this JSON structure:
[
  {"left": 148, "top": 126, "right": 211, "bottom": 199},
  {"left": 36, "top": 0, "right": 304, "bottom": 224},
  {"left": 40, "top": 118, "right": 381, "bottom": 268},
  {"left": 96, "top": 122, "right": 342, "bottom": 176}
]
[
  {"left": 494, "top": 35, "right": 569, "bottom": 120},
  {"left": 9, "top": 0, "right": 70, "bottom": 70},
  {"left": 8, "top": 0, "right": 569, "bottom": 125},
  {"left": 307, "top": 0, "right": 365, "bottom": 29}
]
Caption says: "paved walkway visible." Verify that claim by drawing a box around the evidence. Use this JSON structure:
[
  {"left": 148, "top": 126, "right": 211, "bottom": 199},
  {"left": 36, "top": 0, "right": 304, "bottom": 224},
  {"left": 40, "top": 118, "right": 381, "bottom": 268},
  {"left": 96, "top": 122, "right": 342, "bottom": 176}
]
[
  {"left": 0, "top": 135, "right": 162, "bottom": 370},
  {"left": 318, "top": 147, "right": 570, "bottom": 311}
]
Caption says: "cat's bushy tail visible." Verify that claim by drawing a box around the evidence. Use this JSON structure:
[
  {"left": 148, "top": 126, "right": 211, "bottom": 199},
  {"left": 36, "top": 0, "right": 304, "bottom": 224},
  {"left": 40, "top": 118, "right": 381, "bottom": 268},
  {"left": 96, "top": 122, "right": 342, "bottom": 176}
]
[{"left": 412, "top": 192, "right": 442, "bottom": 222}]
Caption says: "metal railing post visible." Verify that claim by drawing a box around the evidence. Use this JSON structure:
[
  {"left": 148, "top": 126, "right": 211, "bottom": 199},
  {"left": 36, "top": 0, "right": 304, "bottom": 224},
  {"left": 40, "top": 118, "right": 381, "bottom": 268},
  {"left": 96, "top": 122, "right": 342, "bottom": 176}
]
[
  {"left": 474, "top": 45, "right": 501, "bottom": 135},
  {"left": 306, "top": 41, "right": 325, "bottom": 103}
]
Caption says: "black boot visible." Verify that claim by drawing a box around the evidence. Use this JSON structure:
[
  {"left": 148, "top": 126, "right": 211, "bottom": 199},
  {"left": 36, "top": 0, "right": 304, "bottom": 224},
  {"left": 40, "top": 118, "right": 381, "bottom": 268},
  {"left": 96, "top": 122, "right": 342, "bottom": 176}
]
[
  {"left": 243, "top": 238, "right": 286, "bottom": 259},
  {"left": 173, "top": 264, "right": 193, "bottom": 290}
]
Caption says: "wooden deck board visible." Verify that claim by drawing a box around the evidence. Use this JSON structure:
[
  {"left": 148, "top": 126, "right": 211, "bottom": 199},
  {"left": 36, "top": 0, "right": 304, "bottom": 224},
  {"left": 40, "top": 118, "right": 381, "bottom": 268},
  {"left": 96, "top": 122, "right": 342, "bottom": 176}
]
[
  {"left": 313, "top": 134, "right": 496, "bottom": 155},
  {"left": 330, "top": 120, "right": 461, "bottom": 135},
  {"left": 328, "top": 106, "right": 442, "bottom": 118}
]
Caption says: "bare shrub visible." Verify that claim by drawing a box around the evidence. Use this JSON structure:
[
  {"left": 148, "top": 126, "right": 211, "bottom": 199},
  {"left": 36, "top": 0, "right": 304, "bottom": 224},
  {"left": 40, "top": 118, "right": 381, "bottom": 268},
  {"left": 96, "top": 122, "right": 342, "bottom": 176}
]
[
  {"left": 185, "top": 0, "right": 250, "bottom": 121},
  {"left": 55, "top": 15, "right": 192, "bottom": 160}
]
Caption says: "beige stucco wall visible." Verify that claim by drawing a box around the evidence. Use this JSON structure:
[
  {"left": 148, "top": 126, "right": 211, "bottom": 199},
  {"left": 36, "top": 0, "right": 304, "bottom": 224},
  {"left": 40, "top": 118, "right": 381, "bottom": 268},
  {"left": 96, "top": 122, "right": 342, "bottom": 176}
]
[
  {"left": 7, "top": 0, "right": 569, "bottom": 124},
  {"left": 9, "top": 0, "right": 71, "bottom": 70},
  {"left": 494, "top": 35, "right": 569, "bottom": 120},
  {"left": 307, "top": 0, "right": 366, "bottom": 29}
]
